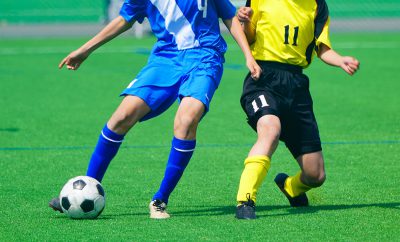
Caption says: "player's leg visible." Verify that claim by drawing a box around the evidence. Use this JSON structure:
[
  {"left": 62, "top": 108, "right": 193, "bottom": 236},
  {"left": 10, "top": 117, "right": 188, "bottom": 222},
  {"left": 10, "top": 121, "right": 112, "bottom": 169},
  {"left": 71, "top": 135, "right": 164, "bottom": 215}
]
[
  {"left": 122, "top": 83, "right": 181, "bottom": 219},
  {"left": 149, "top": 97, "right": 203, "bottom": 218},
  {"left": 150, "top": 97, "right": 204, "bottom": 219},
  {"left": 87, "top": 57, "right": 181, "bottom": 184},
  {"left": 274, "top": 151, "right": 325, "bottom": 207},
  {"left": 274, "top": 73, "right": 323, "bottom": 206},
  {"left": 237, "top": 115, "right": 281, "bottom": 199},
  {"left": 248, "top": 115, "right": 281, "bottom": 158},
  {"left": 51, "top": 54, "right": 181, "bottom": 213},
  {"left": 85, "top": 95, "right": 150, "bottom": 182},
  {"left": 296, "top": 151, "right": 326, "bottom": 187},
  {"left": 235, "top": 66, "right": 284, "bottom": 219},
  {"left": 49, "top": 95, "right": 150, "bottom": 213},
  {"left": 150, "top": 49, "right": 222, "bottom": 218},
  {"left": 236, "top": 115, "right": 280, "bottom": 219}
]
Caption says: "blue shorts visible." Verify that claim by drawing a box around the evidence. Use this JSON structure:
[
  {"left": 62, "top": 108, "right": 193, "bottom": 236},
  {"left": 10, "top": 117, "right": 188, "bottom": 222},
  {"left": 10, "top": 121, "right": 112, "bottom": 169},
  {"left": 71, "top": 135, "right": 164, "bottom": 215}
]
[{"left": 121, "top": 48, "right": 224, "bottom": 121}]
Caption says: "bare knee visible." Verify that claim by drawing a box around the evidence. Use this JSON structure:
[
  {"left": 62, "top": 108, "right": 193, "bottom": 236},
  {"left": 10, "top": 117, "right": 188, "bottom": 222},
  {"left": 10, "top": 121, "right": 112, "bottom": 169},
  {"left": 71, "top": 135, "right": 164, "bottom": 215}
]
[
  {"left": 108, "top": 96, "right": 150, "bottom": 134},
  {"left": 257, "top": 116, "right": 281, "bottom": 143},
  {"left": 297, "top": 152, "right": 326, "bottom": 187},
  {"left": 248, "top": 115, "right": 281, "bottom": 157},
  {"left": 174, "top": 114, "right": 200, "bottom": 139},
  {"left": 303, "top": 170, "right": 326, "bottom": 187},
  {"left": 174, "top": 97, "right": 204, "bottom": 140},
  {"left": 108, "top": 109, "right": 137, "bottom": 133}
]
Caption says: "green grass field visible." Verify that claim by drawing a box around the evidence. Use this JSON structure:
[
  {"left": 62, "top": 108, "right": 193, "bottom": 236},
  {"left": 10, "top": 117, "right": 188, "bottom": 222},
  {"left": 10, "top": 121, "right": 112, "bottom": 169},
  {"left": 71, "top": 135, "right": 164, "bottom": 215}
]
[{"left": 0, "top": 33, "right": 399, "bottom": 241}]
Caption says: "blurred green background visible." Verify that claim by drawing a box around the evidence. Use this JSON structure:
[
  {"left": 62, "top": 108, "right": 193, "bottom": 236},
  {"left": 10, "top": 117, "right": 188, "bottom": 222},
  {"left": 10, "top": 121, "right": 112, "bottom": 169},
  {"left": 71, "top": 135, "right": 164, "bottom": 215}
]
[{"left": 1, "top": 0, "right": 400, "bottom": 24}]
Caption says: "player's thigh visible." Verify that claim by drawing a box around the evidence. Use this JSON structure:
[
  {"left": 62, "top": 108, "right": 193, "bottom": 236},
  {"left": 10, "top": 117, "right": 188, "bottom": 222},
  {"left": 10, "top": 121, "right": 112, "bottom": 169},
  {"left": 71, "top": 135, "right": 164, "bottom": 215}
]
[
  {"left": 121, "top": 60, "right": 182, "bottom": 121},
  {"left": 282, "top": 82, "right": 322, "bottom": 158},
  {"left": 126, "top": 85, "right": 179, "bottom": 122},
  {"left": 178, "top": 60, "right": 223, "bottom": 115},
  {"left": 241, "top": 87, "right": 281, "bottom": 132},
  {"left": 256, "top": 114, "right": 281, "bottom": 140}
]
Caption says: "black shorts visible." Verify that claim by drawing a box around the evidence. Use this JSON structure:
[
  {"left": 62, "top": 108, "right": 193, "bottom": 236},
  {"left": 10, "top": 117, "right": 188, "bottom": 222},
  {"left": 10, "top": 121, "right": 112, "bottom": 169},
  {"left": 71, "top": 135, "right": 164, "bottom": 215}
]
[{"left": 240, "top": 61, "right": 322, "bottom": 158}]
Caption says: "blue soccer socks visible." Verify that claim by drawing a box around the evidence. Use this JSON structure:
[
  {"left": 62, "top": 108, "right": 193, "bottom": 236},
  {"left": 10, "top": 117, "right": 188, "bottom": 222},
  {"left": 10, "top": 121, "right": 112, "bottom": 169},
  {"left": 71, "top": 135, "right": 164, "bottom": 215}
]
[
  {"left": 152, "top": 137, "right": 196, "bottom": 204},
  {"left": 86, "top": 131, "right": 195, "bottom": 203},
  {"left": 86, "top": 125, "right": 124, "bottom": 182}
]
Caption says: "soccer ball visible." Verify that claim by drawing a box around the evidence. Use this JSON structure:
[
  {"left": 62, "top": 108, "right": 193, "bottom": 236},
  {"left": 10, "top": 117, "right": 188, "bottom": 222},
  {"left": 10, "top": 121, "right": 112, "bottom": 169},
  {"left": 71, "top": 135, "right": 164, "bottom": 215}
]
[{"left": 59, "top": 176, "right": 105, "bottom": 219}]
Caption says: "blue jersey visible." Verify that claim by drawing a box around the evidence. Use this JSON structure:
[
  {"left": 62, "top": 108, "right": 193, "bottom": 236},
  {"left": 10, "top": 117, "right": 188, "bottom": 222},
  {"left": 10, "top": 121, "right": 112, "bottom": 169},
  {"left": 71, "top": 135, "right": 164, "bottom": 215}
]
[{"left": 119, "top": 0, "right": 236, "bottom": 54}]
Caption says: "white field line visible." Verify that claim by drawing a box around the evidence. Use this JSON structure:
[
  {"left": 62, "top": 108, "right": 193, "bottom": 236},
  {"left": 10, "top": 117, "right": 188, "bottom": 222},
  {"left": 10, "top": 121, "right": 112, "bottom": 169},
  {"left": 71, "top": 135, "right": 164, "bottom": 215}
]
[{"left": 0, "top": 41, "right": 399, "bottom": 56}]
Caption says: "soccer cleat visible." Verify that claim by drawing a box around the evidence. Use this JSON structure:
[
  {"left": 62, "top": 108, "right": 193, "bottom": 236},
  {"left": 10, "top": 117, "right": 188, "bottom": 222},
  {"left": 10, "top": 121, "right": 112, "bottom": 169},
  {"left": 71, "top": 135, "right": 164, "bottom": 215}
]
[
  {"left": 149, "top": 200, "right": 170, "bottom": 219},
  {"left": 49, "top": 197, "right": 63, "bottom": 213},
  {"left": 235, "top": 193, "right": 256, "bottom": 219},
  {"left": 274, "top": 173, "right": 309, "bottom": 207}
]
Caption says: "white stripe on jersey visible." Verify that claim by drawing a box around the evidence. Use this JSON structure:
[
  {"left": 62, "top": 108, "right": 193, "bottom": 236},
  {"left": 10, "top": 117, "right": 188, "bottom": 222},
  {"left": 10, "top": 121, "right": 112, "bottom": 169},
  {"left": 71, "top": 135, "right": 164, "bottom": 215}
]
[{"left": 150, "top": 0, "right": 200, "bottom": 50}]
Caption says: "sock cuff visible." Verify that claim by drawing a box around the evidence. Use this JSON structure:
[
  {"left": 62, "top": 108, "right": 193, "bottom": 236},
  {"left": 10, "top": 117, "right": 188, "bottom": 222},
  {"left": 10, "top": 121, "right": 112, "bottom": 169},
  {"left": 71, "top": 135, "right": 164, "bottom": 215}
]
[
  {"left": 284, "top": 171, "right": 312, "bottom": 197},
  {"left": 244, "top": 155, "right": 271, "bottom": 170},
  {"left": 293, "top": 171, "right": 312, "bottom": 189},
  {"left": 172, "top": 137, "right": 196, "bottom": 152},
  {"left": 101, "top": 125, "right": 125, "bottom": 143}
]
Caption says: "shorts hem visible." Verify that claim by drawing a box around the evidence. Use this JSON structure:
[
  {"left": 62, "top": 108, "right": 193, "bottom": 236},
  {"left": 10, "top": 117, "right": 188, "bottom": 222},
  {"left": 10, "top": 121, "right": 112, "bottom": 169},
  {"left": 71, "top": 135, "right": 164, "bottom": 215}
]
[{"left": 290, "top": 146, "right": 322, "bottom": 159}]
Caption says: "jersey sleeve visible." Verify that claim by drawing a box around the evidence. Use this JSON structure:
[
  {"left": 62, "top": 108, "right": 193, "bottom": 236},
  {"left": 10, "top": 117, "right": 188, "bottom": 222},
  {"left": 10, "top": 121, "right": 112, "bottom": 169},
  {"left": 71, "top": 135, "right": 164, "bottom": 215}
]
[
  {"left": 119, "top": 0, "right": 147, "bottom": 24},
  {"left": 316, "top": 17, "right": 331, "bottom": 49},
  {"left": 315, "top": 0, "right": 331, "bottom": 49},
  {"left": 214, "top": 0, "right": 236, "bottom": 20}
]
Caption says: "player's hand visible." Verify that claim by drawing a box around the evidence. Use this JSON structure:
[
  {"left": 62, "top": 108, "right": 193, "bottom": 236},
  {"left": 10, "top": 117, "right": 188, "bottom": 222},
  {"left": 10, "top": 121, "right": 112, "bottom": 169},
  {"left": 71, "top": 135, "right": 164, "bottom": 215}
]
[
  {"left": 59, "top": 49, "right": 89, "bottom": 70},
  {"left": 247, "top": 59, "right": 262, "bottom": 81},
  {"left": 340, "top": 56, "right": 360, "bottom": 75},
  {"left": 237, "top": 7, "right": 253, "bottom": 23}
]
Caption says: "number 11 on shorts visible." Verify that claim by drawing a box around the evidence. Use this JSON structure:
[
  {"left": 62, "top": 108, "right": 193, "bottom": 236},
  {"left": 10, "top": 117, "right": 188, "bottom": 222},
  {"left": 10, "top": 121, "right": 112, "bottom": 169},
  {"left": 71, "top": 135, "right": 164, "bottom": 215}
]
[{"left": 252, "top": 95, "right": 269, "bottom": 113}]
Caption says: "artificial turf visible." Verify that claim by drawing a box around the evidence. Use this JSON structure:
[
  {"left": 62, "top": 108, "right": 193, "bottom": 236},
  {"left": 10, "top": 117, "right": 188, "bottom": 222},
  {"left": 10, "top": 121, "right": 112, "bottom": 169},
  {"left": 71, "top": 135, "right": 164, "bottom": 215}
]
[{"left": 0, "top": 33, "right": 399, "bottom": 241}]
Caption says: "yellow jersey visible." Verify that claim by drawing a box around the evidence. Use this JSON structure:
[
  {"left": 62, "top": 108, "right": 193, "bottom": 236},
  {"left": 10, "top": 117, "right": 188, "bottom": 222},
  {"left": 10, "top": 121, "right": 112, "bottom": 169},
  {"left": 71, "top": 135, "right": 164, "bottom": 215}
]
[{"left": 247, "top": 0, "right": 331, "bottom": 68}]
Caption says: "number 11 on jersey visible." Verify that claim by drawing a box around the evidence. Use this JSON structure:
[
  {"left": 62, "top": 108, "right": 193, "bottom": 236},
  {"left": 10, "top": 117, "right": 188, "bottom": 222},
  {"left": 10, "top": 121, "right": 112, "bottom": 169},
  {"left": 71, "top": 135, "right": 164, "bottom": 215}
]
[{"left": 284, "top": 25, "right": 299, "bottom": 46}]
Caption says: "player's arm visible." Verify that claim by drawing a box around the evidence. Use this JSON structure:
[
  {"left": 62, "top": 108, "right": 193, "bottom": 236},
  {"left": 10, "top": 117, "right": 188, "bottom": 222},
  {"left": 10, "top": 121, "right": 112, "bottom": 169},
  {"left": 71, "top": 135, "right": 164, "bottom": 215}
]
[
  {"left": 318, "top": 43, "right": 360, "bottom": 76},
  {"left": 237, "top": 7, "right": 256, "bottom": 45},
  {"left": 59, "top": 16, "right": 134, "bottom": 70},
  {"left": 223, "top": 17, "right": 261, "bottom": 80}
]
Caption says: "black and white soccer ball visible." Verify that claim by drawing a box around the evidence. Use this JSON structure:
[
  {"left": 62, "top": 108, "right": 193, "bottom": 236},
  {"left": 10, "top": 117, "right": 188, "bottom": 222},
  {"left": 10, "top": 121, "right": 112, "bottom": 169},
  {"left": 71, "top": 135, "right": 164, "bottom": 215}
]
[{"left": 59, "top": 176, "right": 105, "bottom": 219}]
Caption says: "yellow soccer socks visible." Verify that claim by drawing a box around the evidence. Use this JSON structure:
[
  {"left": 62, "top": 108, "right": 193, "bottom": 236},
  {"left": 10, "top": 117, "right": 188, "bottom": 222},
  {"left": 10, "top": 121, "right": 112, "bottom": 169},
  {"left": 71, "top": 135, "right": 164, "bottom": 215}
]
[
  {"left": 237, "top": 155, "right": 271, "bottom": 203},
  {"left": 284, "top": 171, "right": 312, "bottom": 198}
]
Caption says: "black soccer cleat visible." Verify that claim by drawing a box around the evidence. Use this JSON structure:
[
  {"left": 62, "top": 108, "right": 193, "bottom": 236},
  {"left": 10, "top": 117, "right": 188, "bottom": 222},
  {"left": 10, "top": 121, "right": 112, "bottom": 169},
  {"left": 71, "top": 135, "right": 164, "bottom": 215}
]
[
  {"left": 49, "top": 197, "right": 63, "bottom": 213},
  {"left": 274, "top": 173, "right": 309, "bottom": 207},
  {"left": 235, "top": 194, "right": 256, "bottom": 219}
]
